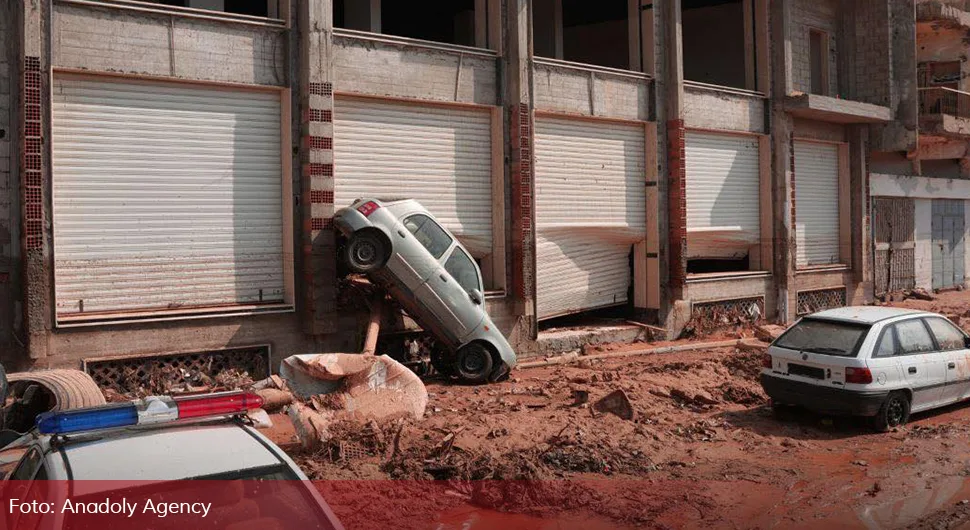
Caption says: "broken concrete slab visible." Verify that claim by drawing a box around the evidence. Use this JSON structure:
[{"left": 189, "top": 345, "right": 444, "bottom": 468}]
[
  {"left": 593, "top": 389, "right": 635, "bottom": 421},
  {"left": 256, "top": 388, "right": 294, "bottom": 412},
  {"left": 754, "top": 325, "right": 787, "bottom": 343},
  {"left": 281, "top": 353, "right": 428, "bottom": 422},
  {"left": 288, "top": 402, "right": 334, "bottom": 450},
  {"left": 737, "top": 338, "right": 770, "bottom": 353}
]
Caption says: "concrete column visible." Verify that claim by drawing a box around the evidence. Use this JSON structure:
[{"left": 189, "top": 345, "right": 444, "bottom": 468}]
[
  {"left": 19, "top": 0, "right": 49, "bottom": 360},
  {"left": 869, "top": 0, "right": 917, "bottom": 153},
  {"left": 771, "top": 0, "right": 794, "bottom": 323},
  {"left": 299, "top": 0, "right": 339, "bottom": 335},
  {"left": 848, "top": 125, "right": 872, "bottom": 293},
  {"left": 0, "top": 0, "right": 22, "bottom": 360},
  {"left": 663, "top": 0, "right": 684, "bottom": 298},
  {"left": 506, "top": 0, "right": 536, "bottom": 337}
]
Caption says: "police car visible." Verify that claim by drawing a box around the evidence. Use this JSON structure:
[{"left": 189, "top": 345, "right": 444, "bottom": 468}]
[
  {"left": 0, "top": 391, "right": 344, "bottom": 529},
  {"left": 761, "top": 307, "right": 970, "bottom": 431}
]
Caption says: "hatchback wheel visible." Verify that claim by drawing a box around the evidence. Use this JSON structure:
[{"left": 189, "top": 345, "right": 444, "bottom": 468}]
[
  {"left": 872, "top": 391, "right": 910, "bottom": 432},
  {"left": 455, "top": 343, "right": 493, "bottom": 384},
  {"left": 344, "top": 232, "right": 386, "bottom": 273}
]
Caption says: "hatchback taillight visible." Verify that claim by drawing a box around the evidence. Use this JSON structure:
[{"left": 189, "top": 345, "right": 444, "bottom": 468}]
[
  {"left": 761, "top": 353, "right": 772, "bottom": 369},
  {"left": 845, "top": 367, "right": 873, "bottom": 384},
  {"left": 357, "top": 201, "right": 380, "bottom": 217}
]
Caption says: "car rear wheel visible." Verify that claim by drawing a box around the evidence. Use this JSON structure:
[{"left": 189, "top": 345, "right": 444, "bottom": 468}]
[
  {"left": 345, "top": 231, "right": 386, "bottom": 273},
  {"left": 871, "top": 391, "right": 910, "bottom": 432},
  {"left": 455, "top": 343, "right": 493, "bottom": 384}
]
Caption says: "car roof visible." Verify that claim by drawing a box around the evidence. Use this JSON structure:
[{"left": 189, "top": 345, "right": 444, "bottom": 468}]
[
  {"left": 62, "top": 423, "right": 281, "bottom": 486},
  {"left": 807, "top": 306, "right": 933, "bottom": 324}
]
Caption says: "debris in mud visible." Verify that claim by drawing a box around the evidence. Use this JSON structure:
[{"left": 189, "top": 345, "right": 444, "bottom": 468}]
[
  {"left": 909, "top": 424, "right": 957, "bottom": 439},
  {"left": 592, "top": 389, "right": 635, "bottom": 421},
  {"left": 670, "top": 387, "right": 719, "bottom": 407},
  {"left": 256, "top": 388, "right": 294, "bottom": 412},
  {"left": 719, "top": 383, "right": 766, "bottom": 405},
  {"left": 908, "top": 288, "right": 936, "bottom": 301},
  {"left": 852, "top": 460, "right": 869, "bottom": 467},
  {"left": 754, "top": 324, "right": 787, "bottom": 343}
]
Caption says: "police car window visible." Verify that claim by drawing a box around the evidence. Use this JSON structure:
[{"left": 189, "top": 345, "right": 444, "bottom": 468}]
[
  {"left": 895, "top": 319, "right": 937, "bottom": 354},
  {"left": 925, "top": 318, "right": 966, "bottom": 351},
  {"left": 10, "top": 448, "right": 42, "bottom": 480},
  {"left": 874, "top": 327, "right": 897, "bottom": 358},
  {"left": 444, "top": 248, "right": 480, "bottom": 293},
  {"left": 403, "top": 215, "right": 453, "bottom": 259}
]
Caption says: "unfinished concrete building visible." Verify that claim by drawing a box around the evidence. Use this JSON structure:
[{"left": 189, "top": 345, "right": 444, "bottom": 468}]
[
  {"left": 870, "top": 0, "right": 970, "bottom": 297},
  {"left": 0, "top": 0, "right": 914, "bottom": 373}
]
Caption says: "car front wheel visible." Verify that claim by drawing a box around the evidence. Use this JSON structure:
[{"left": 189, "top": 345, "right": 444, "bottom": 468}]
[
  {"left": 455, "top": 343, "right": 493, "bottom": 384},
  {"left": 344, "top": 231, "right": 386, "bottom": 273},
  {"left": 871, "top": 391, "right": 910, "bottom": 432}
]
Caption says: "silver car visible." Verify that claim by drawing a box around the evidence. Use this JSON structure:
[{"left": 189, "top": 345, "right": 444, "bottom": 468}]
[{"left": 333, "top": 198, "right": 517, "bottom": 383}]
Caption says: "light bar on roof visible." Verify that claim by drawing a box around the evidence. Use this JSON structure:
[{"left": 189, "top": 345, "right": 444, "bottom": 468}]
[{"left": 35, "top": 391, "right": 263, "bottom": 435}]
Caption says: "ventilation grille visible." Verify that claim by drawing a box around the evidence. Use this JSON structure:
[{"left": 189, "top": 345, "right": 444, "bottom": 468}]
[
  {"left": 691, "top": 297, "right": 765, "bottom": 322},
  {"left": 796, "top": 288, "right": 846, "bottom": 316},
  {"left": 85, "top": 346, "right": 270, "bottom": 392}
]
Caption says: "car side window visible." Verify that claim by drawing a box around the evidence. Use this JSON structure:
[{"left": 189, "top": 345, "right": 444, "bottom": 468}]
[
  {"left": 895, "top": 319, "right": 937, "bottom": 355},
  {"left": 925, "top": 317, "right": 967, "bottom": 351},
  {"left": 873, "top": 327, "right": 897, "bottom": 358},
  {"left": 10, "top": 448, "right": 42, "bottom": 480},
  {"left": 402, "top": 215, "right": 453, "bottom": 259},
  {"left": 444, "top": 247, "right": 481, "bottom": 294}
]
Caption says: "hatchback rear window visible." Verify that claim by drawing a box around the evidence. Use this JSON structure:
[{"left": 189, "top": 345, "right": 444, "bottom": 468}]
[{"left": 774, "top": 318, "right": 872, "bottom": 357}]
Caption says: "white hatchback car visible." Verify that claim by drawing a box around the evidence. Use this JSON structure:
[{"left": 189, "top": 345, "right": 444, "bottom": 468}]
[{"left": 761, "top": 307, "right": 970, "bottom": 431}]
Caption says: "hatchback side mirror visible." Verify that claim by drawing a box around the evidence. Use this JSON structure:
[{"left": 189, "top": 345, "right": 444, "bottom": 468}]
[
  {"left": 964, "top": 335, "right": 970, "bottom": 349},
  {"left": 469, "top": 289, "right": 483, "bottom": 305}
]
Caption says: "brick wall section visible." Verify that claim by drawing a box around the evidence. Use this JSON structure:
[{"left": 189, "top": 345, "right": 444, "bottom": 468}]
[
  {"left": 510, "top": 103, "right": 534, "bottom": 301},
  {"left": 791, "top": 0, "right": 839, "bottom": 95},
  {"left": 789, "top": 132, "right": 797, "bottom": 246},
  {"left": 851, "top": 1, "right": 891, "bottom": 107},
  {"left": 667, "top": 119, "right": 686, "bottom": 287},
  {"left": 302, "top": 81, "right": 337, "bottom": 332}
]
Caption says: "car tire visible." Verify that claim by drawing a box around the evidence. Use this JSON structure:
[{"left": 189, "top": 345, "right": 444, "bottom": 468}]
[
  {"left": 871, "top": 391, "right": 910, "bottom": 432},
  {"left": 344, "top": 231, "right": 386, "bottom": 273},
  {"left": 770, "top": 400, "right": 791, "bottom": 419},
  {"left": 455, "top": 343, "right": 493, "bottom": 384}
]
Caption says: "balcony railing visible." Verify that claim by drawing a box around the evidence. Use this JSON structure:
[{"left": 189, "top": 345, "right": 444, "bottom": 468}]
[{"left": 919, "top": 87, "right": 970, "bottom": 119}]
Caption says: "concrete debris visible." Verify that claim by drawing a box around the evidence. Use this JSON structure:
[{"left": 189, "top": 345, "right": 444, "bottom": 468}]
[
  {"left": 593, "top": 389, "right": 635, "bottom": 421},
  {"left": 256, "top": 388, "right": 294, "bottom": 412},
  {"left": 288, "top": 402, "right": 334, "bottom": 450},
  {"left": 737, "top": 338, "right": 770, "bottom": 353},
  {"left": 907, "top": 288, "right": 935, "bottom": 301},
  {"left": 754, "top": 324, "right": 787, "bottom": 343},
  {"left": 248, "top": 408, "right": 273, "bottom": 429},
  {"left": 251, "top": 375, "right": 285, "bottom": 391},
  {"left": 670, "top": 387, "right": 719, "bottom": 407},
  {"left": 571, "top": 388, "right": 590, "bottom": 406},
  {"left": 281, "top": 353, "right": 428, "bottom": 429}
]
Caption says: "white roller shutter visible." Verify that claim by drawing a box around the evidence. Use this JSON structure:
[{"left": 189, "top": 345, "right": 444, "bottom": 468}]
[
  {"left": 794, "top": 141, "right": 840, "bottom": 267},
  {"left": 52, "top": 75, "right": 284, "bottom": 319},
  {"left": 535, "top": 116, "right": 646, "bottom": 320},
  {"left": 333, "top": 98, "right": 493, "bottom": 258},
  {"left": 685, "top": 131, "right": 760, "bottom": 259}
]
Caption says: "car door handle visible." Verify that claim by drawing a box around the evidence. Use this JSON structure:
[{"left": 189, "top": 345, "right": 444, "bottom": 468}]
[
  {"left": 908, "top": 367, "right": 918, "bottom": 374},
  {"left": 439, "top": 274, "right": 448, "bottom": 282},
  {"left": 950, "top": 362, "right": 957, "bottom": 369}
]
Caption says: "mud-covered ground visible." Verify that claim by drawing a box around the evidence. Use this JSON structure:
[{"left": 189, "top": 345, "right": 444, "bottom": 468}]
[{"left": 270, "top": 290, "right": 970, "bottom": 529}]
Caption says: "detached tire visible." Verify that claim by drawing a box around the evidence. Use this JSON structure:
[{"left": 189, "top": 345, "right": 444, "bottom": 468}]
[
  {"left": 344, "top": 231, "right": 386, "bottom": 273},
  {"left": 455, "top": 343, "right": 493, "bottom": 384},
  {"left": 871, "top": 391, "right": 910, "bottom": 432}
]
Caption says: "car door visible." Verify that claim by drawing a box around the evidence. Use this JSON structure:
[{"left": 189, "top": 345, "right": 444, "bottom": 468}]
[
  {"left": 4, "top": 447, "right": 44, "bottom": 530},
  {"left": 924, "top": 316, "right": 970, "bottom": 404},
  {"left": 423, "top": 245, "right": 487, "bottom": 341},
  {"left": 893, "top": 318, "right": 948, "bottom": 411},
  {"left": 389, "top": 214, "right": 453, "bottom": 293}
]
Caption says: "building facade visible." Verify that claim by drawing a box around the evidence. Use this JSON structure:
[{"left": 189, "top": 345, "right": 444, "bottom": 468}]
[{"left": 0, "top": 0, "right": 915, "bottom": 371}]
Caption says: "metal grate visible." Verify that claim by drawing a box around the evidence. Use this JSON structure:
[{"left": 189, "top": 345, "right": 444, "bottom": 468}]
[
  {"left": 691, "top": 297, "right": 765, "bottom": 322},
  {"left": 84, "top": 346, "right": 269, "bottom": 391},
  {"left": 796, "top": 288, "right": 846, "bottom": 316}
]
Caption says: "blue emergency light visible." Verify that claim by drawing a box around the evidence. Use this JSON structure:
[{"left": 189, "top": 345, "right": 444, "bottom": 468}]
[{"left": 35, "top": 391, "right": 264, "bottom": 435}]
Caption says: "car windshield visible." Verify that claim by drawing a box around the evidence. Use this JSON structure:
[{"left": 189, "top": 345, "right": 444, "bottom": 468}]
[
  {"left": 63, "top": 465, "right": 337, "bottom": 530},
  {"left": 773, "top": 318, "right": 872, "bottom": 357}
]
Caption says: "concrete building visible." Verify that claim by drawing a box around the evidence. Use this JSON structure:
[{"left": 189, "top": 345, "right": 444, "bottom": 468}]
[
  {"left": 870, "top": 0, "right": 970, "bottom": 297},
  {"left": 0, "top": 0, "right": 913, "bottom": 374}
]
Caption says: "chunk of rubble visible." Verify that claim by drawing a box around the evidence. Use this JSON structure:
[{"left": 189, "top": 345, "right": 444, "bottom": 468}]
[
  {"left": 593, "top": 389, "right": 635, "bottom": 421},
  {"left": 754, "top": 324, "right": 787, "bottom": 343},
  {"left": 280, "top": 353, "right": 429, "bottom": 449},
  {"left": 256, "top": 388, "right": 294, "bottom": 412}
]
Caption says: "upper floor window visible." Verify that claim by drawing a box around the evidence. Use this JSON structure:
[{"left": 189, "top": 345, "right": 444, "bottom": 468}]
[
  {"left": 682, "top": 0, "right": 751, "bottom": 89},
  {"left": 152, "top": 0, "right": 280, "bottom": 18},
  {"left": 809, "top": 29, "right": 829, "bottom": 95},
  {"left": 534, "top": 0, "right": 638, "bottom": 71},
  {"left": 334, "top": 0, "right": 493, "bottom": 49}
]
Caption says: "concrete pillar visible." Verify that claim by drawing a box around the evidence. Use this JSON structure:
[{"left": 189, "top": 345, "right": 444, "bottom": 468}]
[
  {"left": 299, "top": 0, "right": 339, "bottom": 335},
  {"left": 663, "top": 0, "right": 685, "bottom": 302},
  {"left": 506, "top": 0, "right": 536, "bottom": 337},
  {"left": 771, "top": 0, "right": 794, "bottom": 323},
  {"left": 848, "top": 125, "right": 872, "bottom": 292},
  {"left": 19, "top": 0, "right": 49, "bottom": 360},
  {"left": 0, "top": 0, "right": 22, "bottom": 361}
]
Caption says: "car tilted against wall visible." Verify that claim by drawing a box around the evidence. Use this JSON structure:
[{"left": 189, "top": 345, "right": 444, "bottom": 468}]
[
  {"left": 761, "top": 307, "right": 970, "bottom": 431},
  {"left": 333, "top": 198, "right": 517, "bottom": 384}
]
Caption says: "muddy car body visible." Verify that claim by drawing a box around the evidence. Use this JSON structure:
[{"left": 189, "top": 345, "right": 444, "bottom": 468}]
[
  {"left": 333, "top": 198, "right": 516, "bottom": 383},
  {"left": 761, "top": 306, "right": 970, "bottom": 431}
]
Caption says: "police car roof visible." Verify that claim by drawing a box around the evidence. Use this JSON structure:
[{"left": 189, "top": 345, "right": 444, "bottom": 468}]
[{"left": 63, "top": 423, "right": 280, "bottom": 485}]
